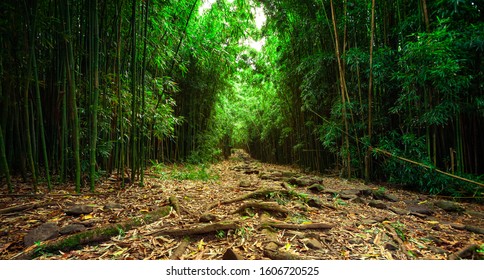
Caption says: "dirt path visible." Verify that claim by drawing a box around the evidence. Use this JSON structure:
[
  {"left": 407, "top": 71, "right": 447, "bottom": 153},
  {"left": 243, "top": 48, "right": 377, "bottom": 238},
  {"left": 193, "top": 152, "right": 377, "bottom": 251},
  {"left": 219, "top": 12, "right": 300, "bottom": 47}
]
[{"left": 1, "top": 150, "right": 483, "bottom": 260}]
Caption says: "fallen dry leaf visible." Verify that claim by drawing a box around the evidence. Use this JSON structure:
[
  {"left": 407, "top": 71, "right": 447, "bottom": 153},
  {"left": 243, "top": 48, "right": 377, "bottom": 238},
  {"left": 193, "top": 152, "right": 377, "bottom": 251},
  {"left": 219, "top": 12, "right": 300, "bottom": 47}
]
[{"left": 1, "top": 150, "right": 483, "bottom": 260}]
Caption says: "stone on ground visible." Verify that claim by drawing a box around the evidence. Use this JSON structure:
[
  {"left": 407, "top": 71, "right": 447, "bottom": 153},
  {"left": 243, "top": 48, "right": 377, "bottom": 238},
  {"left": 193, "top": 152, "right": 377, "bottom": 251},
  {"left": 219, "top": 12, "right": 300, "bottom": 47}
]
[
  {"left": 434, "top": 200, "right": 465, "bottom": 212},
  {"left": 59, "top": 223, "right": 86, "bottom": 235},
  {"left": 65, "top": 205, "right": 94, "bottom": 216},
  {"left": 24, "top": 223, "right": 60, "bottom": 247}
]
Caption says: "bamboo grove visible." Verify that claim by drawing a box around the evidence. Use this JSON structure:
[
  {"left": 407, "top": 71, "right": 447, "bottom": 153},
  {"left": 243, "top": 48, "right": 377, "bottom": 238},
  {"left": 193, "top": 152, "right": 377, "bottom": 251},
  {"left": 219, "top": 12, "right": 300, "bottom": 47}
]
[
  {"left": 0, "top": 0, "right": 255, "bottom": 193},
  {"left": 217, "top": 0, "right": 483, "bottom": 197},
  {"left": 1, "top": 0, "right": 483, "bottom": 198}
]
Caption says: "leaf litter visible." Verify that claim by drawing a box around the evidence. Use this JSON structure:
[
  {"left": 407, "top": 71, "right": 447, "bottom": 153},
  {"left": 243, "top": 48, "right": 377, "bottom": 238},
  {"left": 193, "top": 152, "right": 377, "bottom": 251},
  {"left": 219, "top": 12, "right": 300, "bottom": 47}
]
[{"left": 0, "top": 150, "right": 483, "bottom": 260}]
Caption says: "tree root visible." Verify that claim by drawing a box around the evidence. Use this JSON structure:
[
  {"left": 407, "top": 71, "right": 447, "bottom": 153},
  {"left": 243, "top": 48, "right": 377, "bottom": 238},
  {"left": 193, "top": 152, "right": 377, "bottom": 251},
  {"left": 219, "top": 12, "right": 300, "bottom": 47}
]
[
  {"left": 448, "top": 244, "right": 480, "bottom": 260},
  {"left": 169, "top": 196, "right": 180, "bottom": 214},
  {"left": 0, "top": 193, "right": 107, "bottom": 198},
  {"left": 148, "top": 221, "right": 240, "bottom": 237},
  {"left": 263, "top": 247, "right": 309, "bottom": 260},
  {"left": 382, "top": 222, "right": 410, "bottom": 259},
  {"left": 168, "top": 195, "right": 193, "bottom": 216},
  {"left": 10, "top": 205, "right": 172, "bottom": 260},
  {"left": 261, "top": 222, "right": 333, "bottom": 231},
  {"left": 207, "top": 187, "right": 336, "bottom": 214},
  {"left": 222, "top": 248, "right": 244, "bottom": 260},
  {"left": 170, "top": 238, "right": 190, "bottom": 260},
  {"left": 207, "top": 188, "right": 287, "bottom": 210},
  {"left": 464, "top": 225, "right": 484, "bottom": 235},
  {"left": 232, "top": 201, "right": 290, "bottom": 215},
  {"left": 0, "top": 202, "right": 55, "bottom": 215}
]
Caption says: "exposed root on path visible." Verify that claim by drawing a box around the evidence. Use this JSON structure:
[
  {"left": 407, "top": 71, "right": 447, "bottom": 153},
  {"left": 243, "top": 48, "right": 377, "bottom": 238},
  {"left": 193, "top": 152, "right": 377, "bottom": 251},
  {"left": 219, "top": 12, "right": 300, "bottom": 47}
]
[
  {"left": 148, "top": 221, "right": 240, "bottom": 237},
  {"left": 206, "top": 188, "right": 288, "bottom": 211},
  {"left": 11, "top": 206, "right": 172, "bottom": 260},
  {"left": 261, "top": 222, "right": 333, "bottom": 231},
  {"left": 263, "top": 246, "right": 310, "bottom": 260},
  {"left": 232, "top": 201, "right": 290, "bottom": 216},
  {"left": 0, "top": 201, "right": 55, "bottom": 215},
  {"left": 170, "top": 238, "right": 190, "bottom": 260}
]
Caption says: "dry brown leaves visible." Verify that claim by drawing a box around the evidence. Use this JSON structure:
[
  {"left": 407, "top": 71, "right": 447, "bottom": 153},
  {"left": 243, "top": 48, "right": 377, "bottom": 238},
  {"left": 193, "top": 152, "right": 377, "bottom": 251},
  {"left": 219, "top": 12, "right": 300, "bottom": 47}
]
[{"left": 1, "top": 150, "right": 483, "bottom": 260}]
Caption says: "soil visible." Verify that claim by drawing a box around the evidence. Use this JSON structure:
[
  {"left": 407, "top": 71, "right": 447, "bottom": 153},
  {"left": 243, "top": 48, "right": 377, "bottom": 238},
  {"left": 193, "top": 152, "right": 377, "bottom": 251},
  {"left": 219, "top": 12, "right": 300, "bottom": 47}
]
[{"left": 0, "top": 150, "right": 483, "bottom": 260}]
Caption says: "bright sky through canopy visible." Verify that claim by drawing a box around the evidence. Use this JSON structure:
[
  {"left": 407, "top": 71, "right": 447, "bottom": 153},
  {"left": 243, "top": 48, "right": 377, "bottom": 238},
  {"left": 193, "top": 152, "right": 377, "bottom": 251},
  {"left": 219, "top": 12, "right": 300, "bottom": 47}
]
[
  {"left": 199, "top": 0, "right": 266, "bottom": 51},
  {"left": 250, "top": 6, "right": 266, "bottom": 51},
  {"left": 198, "top": 0, "right": 217, "bottom": 14}
]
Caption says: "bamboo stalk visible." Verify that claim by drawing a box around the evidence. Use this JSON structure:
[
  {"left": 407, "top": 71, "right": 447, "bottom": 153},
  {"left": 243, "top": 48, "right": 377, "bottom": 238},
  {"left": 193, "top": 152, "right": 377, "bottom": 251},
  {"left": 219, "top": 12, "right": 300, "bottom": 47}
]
[
  {"left": 139, "top": 0, "right": 150, "bottom": 187},
  {"left": 0, "top": 129, "right": 12, "bottom": 192},
  {"left": 63, "top": 0, "right": 81, "bottom": 193},
  {"left": 330, "top": 0, "right": 351, "bottom": 178},
  {"left": 130, "top": 0, "right": 138, "bottom": 183},
  {"left": 372, "top": 147, "right": 484, "bottom": 188},
  {"left": 366, "top": 0, "right": 376, "bottom": 181},
  {"left": 0, "top": 46, "right": 12, "bottom": 192},
  {"left": 309, "top": 109, "right": 484, "bottom": 188},
  {"left": 29, "top": 1, "right": 52, "bottom": 190}
]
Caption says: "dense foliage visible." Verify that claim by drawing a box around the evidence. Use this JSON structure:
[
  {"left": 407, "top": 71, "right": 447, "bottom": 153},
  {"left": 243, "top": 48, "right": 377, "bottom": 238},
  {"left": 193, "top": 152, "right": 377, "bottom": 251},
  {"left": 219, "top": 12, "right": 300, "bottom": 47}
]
[
  {"left": 0, "top": 0, "right": 253, "bottom": 192},
  {"left": 215, "top": 0, "right": 484, "bottom": 196},
  {"left": 0, "top": 0, "right": 483, "bottom": 197}
]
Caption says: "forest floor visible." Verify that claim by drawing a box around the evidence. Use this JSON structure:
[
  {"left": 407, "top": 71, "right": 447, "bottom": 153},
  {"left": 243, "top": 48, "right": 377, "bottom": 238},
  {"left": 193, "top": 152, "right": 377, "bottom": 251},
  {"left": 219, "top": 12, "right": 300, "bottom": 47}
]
[{"left": 1, "top": 150, "right": 483, "bottom": 260}]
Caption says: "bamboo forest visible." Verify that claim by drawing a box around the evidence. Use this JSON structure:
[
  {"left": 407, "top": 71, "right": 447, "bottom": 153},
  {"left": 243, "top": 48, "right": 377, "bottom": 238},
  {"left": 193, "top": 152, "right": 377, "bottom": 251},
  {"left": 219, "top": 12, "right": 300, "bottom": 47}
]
[{"left": 0, "top": 0, "right": 483, "bottom": 260}]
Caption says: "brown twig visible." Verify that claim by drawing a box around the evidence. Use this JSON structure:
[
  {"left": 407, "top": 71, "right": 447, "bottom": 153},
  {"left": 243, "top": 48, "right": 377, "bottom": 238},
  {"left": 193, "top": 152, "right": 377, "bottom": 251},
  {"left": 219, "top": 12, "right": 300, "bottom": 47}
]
[
  {"left": 261, "top": 222, "right": 333, "bottom": 231},
  {"left": 148, "top": 221, "right": 240, "bottom": 237}
]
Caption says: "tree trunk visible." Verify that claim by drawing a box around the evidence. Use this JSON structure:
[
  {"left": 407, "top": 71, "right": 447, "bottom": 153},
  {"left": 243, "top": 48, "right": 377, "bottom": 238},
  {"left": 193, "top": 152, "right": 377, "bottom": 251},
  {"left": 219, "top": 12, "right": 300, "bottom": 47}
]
[
  {"left": 31, "top": 49, "right": 52, "bottom": 191},
  {"left": 139, "top": 0, "right": 150, "bottom": 187},
  {"left": 421, "top": 0, "right": 430, "bottom": 32},
  {"left": 89, "top": 0, "right": 100, "bottom": 192},
  {"left": 0, "top": 45, "right": 12, "bottom": 192},
  {"left": 330, "top": 0, "right": 351, "bottom": 178},
  {"left": 22, "top": 14, "right": 37, "bottom": 191},
  {"left": 63, "top": 0, "right": 82, "bottom": 192},
  {"left": 0, "top": 128, "right": 12, "bottom": 192},
  {"left": 366, "top": 0, "right": 376, "bottom": 181},
  {"left": 130, "top": 0, "right": 138, "bottom": 183}
]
